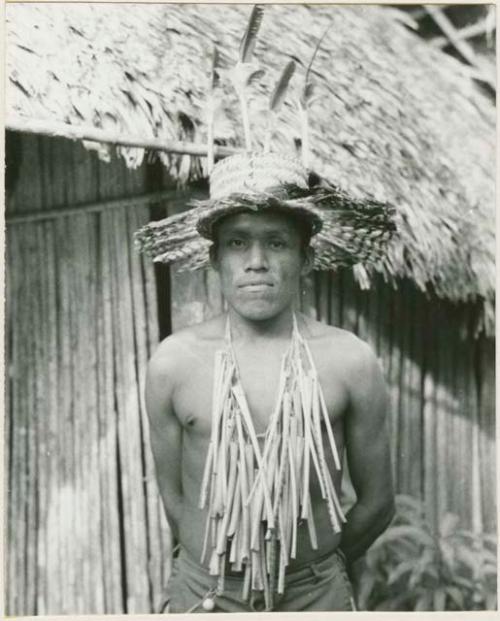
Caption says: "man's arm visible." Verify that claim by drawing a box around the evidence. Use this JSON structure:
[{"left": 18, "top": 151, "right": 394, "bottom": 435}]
[
  {"left": 145, "top": 342, "right": 184, "bottom": 542},
  {"left": 339, "top": 339, "right": 395, "bottom": 564}
]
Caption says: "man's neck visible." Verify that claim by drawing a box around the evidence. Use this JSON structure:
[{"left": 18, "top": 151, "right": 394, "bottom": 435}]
[{"left": 227, "top": 307, "right": 296, "bottom": 344}]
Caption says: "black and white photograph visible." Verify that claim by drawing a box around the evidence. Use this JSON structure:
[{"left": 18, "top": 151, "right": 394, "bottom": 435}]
[{"left": 5, "top": 2, "right": 496, "bottom": 615}]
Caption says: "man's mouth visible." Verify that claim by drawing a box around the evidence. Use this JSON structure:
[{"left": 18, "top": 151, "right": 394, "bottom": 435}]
[{"left": 238, "top": 282, "right": 274, "bottom": 291}]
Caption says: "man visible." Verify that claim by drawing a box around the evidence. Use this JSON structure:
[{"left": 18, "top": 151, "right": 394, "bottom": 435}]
[{"left": 141, "top": 152, "right": 396, "bottom": 613}]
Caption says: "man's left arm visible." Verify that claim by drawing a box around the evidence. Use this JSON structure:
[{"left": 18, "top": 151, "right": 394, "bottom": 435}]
[{"left": 339, "top": 339, "right": 396, "bottom": 564}]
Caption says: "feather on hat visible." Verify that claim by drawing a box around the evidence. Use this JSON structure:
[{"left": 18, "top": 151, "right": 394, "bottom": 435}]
[{"left": 134, "top": 5, "right": 397, "bottom": 271}]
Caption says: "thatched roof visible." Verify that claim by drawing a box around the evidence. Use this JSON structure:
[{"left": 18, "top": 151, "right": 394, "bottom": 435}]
[{"left": 6, "top": 4, "right": 495, "bottom": 333}]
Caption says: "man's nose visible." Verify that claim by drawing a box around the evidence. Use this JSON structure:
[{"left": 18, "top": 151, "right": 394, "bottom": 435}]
[{"left": 245, "top": 242, "right": 269, "bottom": 270}]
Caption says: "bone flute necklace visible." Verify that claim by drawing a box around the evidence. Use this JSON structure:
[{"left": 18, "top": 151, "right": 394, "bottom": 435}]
[{"left": 198, "top": 313, "right": 346, "bottom": 610}]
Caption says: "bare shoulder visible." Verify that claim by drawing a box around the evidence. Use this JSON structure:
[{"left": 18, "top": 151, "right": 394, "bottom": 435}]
[
  {"left": 147, "top": 315, "right": 226, "bottom": 382},
  {"left": 301, "top": 314, "right": 381, "bottom": 382}
]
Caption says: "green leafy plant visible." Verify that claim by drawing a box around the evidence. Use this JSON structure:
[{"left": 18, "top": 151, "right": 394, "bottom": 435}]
[{"left": 358, "top": 495, "right": 497, "bottom": 611}]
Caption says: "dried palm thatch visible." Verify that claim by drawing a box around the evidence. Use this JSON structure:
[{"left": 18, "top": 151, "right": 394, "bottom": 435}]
[{"left": 6, "top": 4, "right": 495, "bottom": 333}]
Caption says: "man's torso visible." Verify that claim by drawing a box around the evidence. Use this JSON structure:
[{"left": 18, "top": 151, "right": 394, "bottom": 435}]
[{"left": 158, "top": 313, "right": 363, "bottom": 571}]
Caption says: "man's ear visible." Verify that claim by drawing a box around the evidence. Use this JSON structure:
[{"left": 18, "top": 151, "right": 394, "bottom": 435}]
[
  {"left": 301, "top": 246, "right": 314, "bottom": 276},
  {"left": 209, "top": 243, "right": 219, "bottom": 271}
]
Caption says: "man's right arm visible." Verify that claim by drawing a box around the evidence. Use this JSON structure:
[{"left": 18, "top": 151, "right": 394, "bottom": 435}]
[{"left": 145, "top": 342, "right": 184, "bottom": 542}]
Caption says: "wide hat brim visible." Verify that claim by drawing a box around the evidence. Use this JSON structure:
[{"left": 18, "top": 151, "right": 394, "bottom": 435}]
[
  {"left": 134, "top": 182, "right": 398, "bottom": 271},
  {"left": 194, "top": 188, "right": 324, "bottom": 239}
]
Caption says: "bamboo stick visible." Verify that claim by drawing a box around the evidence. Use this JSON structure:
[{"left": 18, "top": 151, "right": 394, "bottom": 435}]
[
  {"left": 246, "top": 357, "right": 288, "bottom": 504},
  {"left": 34, "top": 223, "right": 51, "bottom": 614},
  {"left": 218, "top": 553, "right": 226, "bottom": 594},
  {"left": 99, "top": 209, "right": 123, "bottom": 611},
  {"left": 19, "top": 225, "right": 32, "bottom": 614},
  {"left": 300, "top": 376, "right": 312, "bottom": 520},
  {"left": 74, "top": 214, "right": 93, "bottom": 612},
  {"left": 91, "top": 209, "right": 113, "bottom": 611},
  {"left": 24, "top": 223, "right": 39, "bottom": 614},
  {"left": 6, "top": 189, "right": 183, "bottom": 225},
  {"left": 12, "top": 227, "right": 29, "bottom": 614},
  {"left": 111, "top": 209, "right": 138, "bottom": 610},
  {"left": 260, "top": 527, "right": 272, "bottom": 610},
  {"left": 5, "top": 232, "right": 16, "bottom": 614},
  {"left": 242, "top": 561, "right": 251, "bottom": 601},
  {"left": 295, "top": 437, "right": 304, "bottom": 511},
  {"left": 199, "top": 442, "right": 214, "bottom": 510},
  {"left": 75, "top": 213, "right": 89, "bottom": 612},
  {"left": 81, "top": 213, "right": 101, "bottom": 611},
  {"left": 229, "top": 528, "right": 238, "bottom": 565},
  {"left": 115, "top": 208, "right": 152, "bottom": 609},
  {"left": 232, "top": 385, "right": 274, "bottom": 529},
  {"left": 216, "top": 442, "right": 238, "bottom": 554},
  {"left": 251, "top": 549, "right": 263, "bottom": 592},
  {"left": 288, "top": 446, "right": 298, "bottom": 560},
  {"left": 227, "top": 470, "right": 242, "bottom": 538},
  {"left": 6, "top": 114, "right": 241, "bottom": 158},
  {"left": 300, "top": 337, "right": 341, "bottom": 470},
  {"left": 127, "top": 202, "right": 172, "bottom": 609},
  {"left": 273, "top": 394, "right": 291, "bottom": 515},
  {"left": 95, "top": 210, "right": 111, "bottom": 609},
  {"left": 89, "top": 211, "right": 106, "bottom": 611},
  {"left": 220, "top": 400, "right": 229, "bottom": 508},
  {"left": 306, "top": 497, "right": 319, "bottom": 549},
  {"left": 201, "top": 504, "right": 213, "bottom": 566},
  {"left": 235, "top": 425, "right": 250, "bottom": 561},
  {"left": 209, "top": 548, "right": 219, "bottom": 575},
  {"left": 56, "top": 216, "right": 73, "bottom": 612}
]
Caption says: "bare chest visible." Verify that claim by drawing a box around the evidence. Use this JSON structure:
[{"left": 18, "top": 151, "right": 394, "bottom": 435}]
[{"left": 173, "top": 346, "right": 349, "bottom": 437}]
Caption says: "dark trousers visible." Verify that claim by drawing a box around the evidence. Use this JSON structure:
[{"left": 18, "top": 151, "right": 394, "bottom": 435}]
[{"left": 163, "top": 546, "right": 355, "bottom": 613}]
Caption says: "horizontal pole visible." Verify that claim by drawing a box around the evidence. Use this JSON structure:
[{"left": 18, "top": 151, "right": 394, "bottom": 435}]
[
  {"left": 430, "top": 19, "right": 496, "bottom": 49},
  {"left": 6, "top": 115, "right": 242, "bottom": 158},
  {"left": 6, "top": 189, "right": 191, "bottom": 224},
  {"left": 424, "top": 6, "right": 495, "bottom": 91}
]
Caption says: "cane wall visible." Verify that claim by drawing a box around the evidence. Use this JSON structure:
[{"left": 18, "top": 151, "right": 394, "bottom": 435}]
[
  {"left": 6, "top": 136, "right": 496, "bottom": 614},
  {"left": 6, "top": 134, "right": 173, "bottom": 615}
]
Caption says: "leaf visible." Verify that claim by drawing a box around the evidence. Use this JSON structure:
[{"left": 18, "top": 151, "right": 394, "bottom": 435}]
[
  {"left": 455, "top": 545, "right": 482, "bottom": 574},
  {"left": 440, "top": 512, "right": 460, "bottom": 538},
  {"left": 453, "top": 575, "right": 475, "bottom": 593},
  {"left": 439, "top": 539, "right": 456, "bottom": 571},
  {"left": 387, "top": 559, "right": 415, "bottom": 585},
  {"left": 357, "top": 572, "right": 377, "bottom": 608},
  {"left": 239, "top": 5, "right": 264, "bottom": 63},
  {"left": 446, "top": 585, "right": 465, "bottom": 609},
  {"left": 486, "top": 592, "right": 498, "bottom": 610},
  {"left": 415, "top": 590, "right": 432, "bottom": 611},
  {"left": 269, "top": 60, "right": 296, "bottom": 112},
  {"left": 376, "top": 525, "right": 435, "bottom": 547},
  {"left": 433, "top": 588, "right": 447, "bottom": 611}
]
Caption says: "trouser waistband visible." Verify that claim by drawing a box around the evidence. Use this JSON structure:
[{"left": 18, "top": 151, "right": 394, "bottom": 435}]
[{"left": 178, "top": 544, "right": 345, "bottom": 583}]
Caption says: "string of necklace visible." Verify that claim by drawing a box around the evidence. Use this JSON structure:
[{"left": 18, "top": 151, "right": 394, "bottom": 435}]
[{"left": 198, "top": 312, "right": 345, "bottom": 609}]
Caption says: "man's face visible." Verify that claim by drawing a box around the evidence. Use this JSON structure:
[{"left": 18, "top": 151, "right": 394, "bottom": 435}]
[{"left": 211, "top": 211, "right": 313, "bottom": 321}]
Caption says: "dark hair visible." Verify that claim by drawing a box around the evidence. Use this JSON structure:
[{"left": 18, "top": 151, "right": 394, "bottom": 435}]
[{"left": 210, "top": 207, "right": 313, "bottom": 260}]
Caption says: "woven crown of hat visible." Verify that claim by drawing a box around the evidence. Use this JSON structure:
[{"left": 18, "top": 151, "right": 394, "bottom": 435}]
[
  {"left": 196, "top": 152, "right": 323, "bottom": 239},
  {"left": 134, "top": 5, "right": 397, "bottom": 272}
]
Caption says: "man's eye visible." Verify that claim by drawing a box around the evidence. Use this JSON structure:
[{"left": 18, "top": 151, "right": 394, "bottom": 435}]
[
  {"left": 228, "top": 238, "right": 245, "bottom": 248},
  {"left": 269, "top": 239, "right": 286, "bottom": 249}
]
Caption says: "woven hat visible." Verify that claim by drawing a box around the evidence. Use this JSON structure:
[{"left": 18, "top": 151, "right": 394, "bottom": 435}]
[
  {"left": 196, "top": 152, "right": 323, "bottom": 239},
  {"left": 134, "top": 6, "right": 397, "bottom": 272},
  {"left": 134, "top": 151, "right": 397, "bottom": 271}
]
